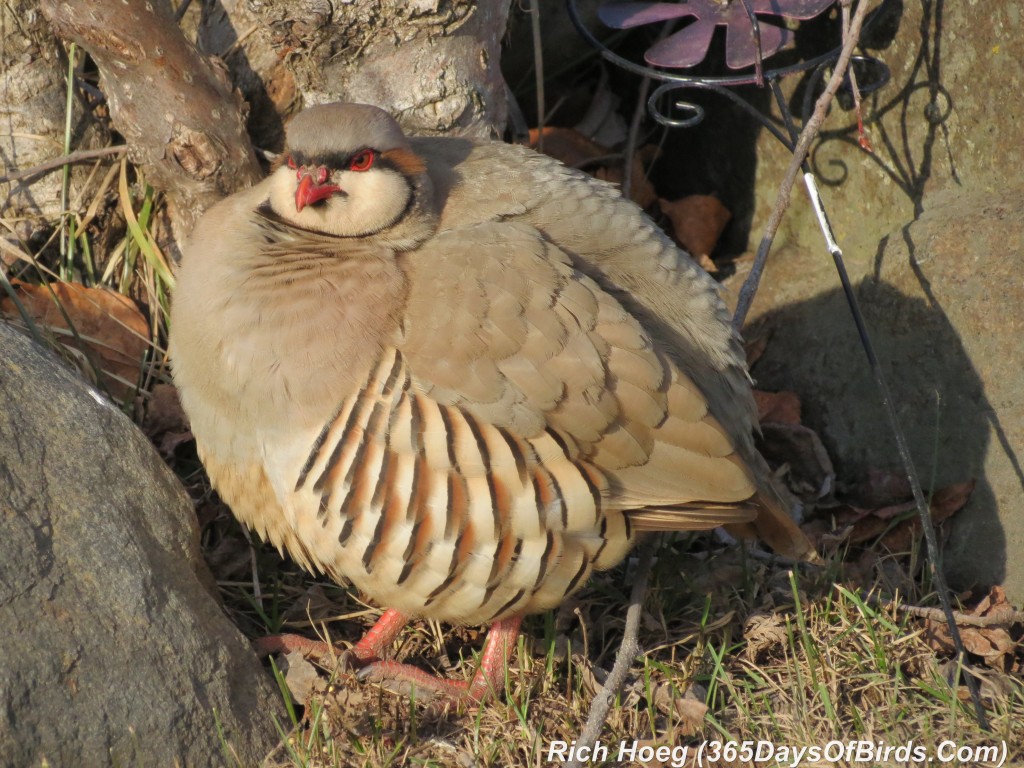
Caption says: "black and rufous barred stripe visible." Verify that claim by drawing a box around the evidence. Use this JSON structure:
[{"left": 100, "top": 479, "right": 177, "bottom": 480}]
[{"left": 293, "top": 348, "right": 615, "bottom": 617}]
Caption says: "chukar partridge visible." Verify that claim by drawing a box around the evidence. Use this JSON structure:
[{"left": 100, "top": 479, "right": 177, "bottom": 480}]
[{"left": 169, "top": 102, "right": 814, "bottom": 704}]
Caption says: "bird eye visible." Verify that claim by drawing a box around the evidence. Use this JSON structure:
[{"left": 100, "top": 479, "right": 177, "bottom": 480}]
[{"left": 349, "top": 150, "right": 376, "bottom": 172}]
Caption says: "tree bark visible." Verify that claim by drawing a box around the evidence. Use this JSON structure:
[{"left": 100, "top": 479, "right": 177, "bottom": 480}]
[
  {"left": 1, "top": 1, "right": 105, "bottom": 246},
  {"left": 205, "top": 0, "right": 511, "bottom": 141},
  {"left": 39, "top": 0, "right": 262, "bottom": 240}
]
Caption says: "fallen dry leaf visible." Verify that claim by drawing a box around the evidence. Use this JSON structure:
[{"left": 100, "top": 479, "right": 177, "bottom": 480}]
[
  {"left": 573, "top": 654, "right": 609, "bottom": 697},
  {"left": 529, "top": 126, "right": 610, "bottom": 168},
  {"left": 960, "top": 627, "right": 1017, "bottom": 670},
  {"left": 281, "top": 651, "right": 320, "bottom": 707},
  {"left": 143, "top": 382, "right": 192, "bottom": 455},
  {"left": 658, "top": 195, "right": 732, "bottom": 260},
  {"left": 973, "top": 585, "right": 1020, "bottom": 625},
  {"left": 0, "top": 279, "right": 149, "bottom": 401},
  {"left": 753, "top": 389, "right": 802, "bottom": 425},
  {"left": 743, "top": 612, "right": 788, "bottom": 662},
  {"left": 942, "top": 660, "right": 1018, "bottom": 704},
  {"left": 757, "top": 422, "right": 835, "bottom": 502},
  {"left": 924, "top": 586, "right": 1022, "bottom": 673},
  {"left": 928, "top": 480, "right": 977, "bottom": 525},
  {"left": 674, "top": 696, "right": 708, "bottom": 737},
  {"left": 840, "top": 479, "right": 975, "bottom": 551},
  {"left": 653, "top": 682, "right": 708, "bottom": 736},
  {"left": 529, "top": 127, "right": 659, "bottom": 208}
]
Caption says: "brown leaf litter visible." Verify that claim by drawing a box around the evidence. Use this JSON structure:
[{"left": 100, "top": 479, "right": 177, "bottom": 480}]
[
  {"left": 529, "top": 126, "right": 659, "bottom": 208},
  {"left": 923, "top": 586, "right": 1023, "bottom": 673},
  {"left": 0, "top": 278, "right": 149, "bottom": 402},
  {"left": 658, "top": 195, "right": 732, "bottom": 271}
]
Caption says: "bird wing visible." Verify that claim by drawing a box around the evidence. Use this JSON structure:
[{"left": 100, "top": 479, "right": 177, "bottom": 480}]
[
  {"left": 396, "top": 219, "right": 759, "bottom": 532},
  {"left": 417, "top": 137, "right": 757, "bottom": 458},
  {"left": 413, "top": 139, "right": 815, "bottom": 561}
]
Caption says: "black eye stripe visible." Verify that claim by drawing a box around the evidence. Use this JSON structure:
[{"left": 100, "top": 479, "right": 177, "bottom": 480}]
[
  {"left": 288, "top": 148, "right": 379, "bottom": 170},
  {"left": 286, "top": 150, "right": 407, "bottom": 177}
]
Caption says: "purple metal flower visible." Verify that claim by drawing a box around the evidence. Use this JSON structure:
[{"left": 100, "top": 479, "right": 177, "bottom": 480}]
[{"left": 599, "top": 0, "right": 836, "bottom": 70}]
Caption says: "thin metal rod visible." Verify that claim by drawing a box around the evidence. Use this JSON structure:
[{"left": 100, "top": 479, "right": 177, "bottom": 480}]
[{"left": 803, "top": 174, "right": 989, "bottom": 729}]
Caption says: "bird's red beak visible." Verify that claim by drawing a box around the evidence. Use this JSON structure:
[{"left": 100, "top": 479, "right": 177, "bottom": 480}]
[{"left": 295, "top": 171, "right": 342, "bottom": 212}]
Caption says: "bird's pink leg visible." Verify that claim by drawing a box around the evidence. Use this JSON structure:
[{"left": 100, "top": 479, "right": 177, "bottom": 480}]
[
  {"left": 357, "top": 614, "right": 524, "bottom": 704},
  {"left": 351, "top": 607, "right": 410, "bottom": 662},
  {"left": 252, "top": 607, "right": 409, "bottom": 665}
]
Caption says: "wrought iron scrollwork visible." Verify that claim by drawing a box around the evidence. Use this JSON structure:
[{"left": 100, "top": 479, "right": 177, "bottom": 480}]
[{"left": 566, "top": 0, "right": 892, "bottom": 146}]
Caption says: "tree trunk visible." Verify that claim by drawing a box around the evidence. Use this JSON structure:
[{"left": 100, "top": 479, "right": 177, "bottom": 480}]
[
  {"left": 201, "top": 0, "right": 510, "bottom": 144},
  {"left": 39, "top": 0, "right": 262, "bottom": 241},
  {"left": 0, "top": 1, "right": 105, "bottom": 247}
]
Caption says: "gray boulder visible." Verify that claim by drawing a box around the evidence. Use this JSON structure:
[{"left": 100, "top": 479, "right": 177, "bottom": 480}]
[
  {"left": 713, "top": 0, "right": 1024, "bottom": 604},
  {"left": 733, "top": 187, "right": 1024, "bottom": 602},
  {"left": 0, "top": 324, "right": 285, "bottom": 766}
]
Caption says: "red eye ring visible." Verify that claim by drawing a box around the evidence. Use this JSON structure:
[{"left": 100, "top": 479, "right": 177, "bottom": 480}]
[
  {"left": 349, "top": 150, "right": 376, "bottom": 172},
  {"left": 286, "top": 155, "right": 297, "bottom": 169}
]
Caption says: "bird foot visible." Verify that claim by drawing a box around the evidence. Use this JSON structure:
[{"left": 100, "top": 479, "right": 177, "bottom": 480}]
[
  {"left": 357, "top": 614, "right": 524, "bottom": 707},
  {"left": 252, "top": 632, "right": 368, "bottom": 670},
  {"left": 252, "top": 607, "right": 410, "bottom": 669},
  {"left": 356, "top": 660, "right": 479, "bottom": 705},
  {"left": 253, "top": 611, "right": 524, "bottom": 708}
]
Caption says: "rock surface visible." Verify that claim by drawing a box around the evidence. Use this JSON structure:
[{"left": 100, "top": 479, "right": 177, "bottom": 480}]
[
  {"left": 0, "top": 325, "right": 285, "bottom": 766},
  {"left": 748, "top": 0, "right": 1024, "bottom": 269},
  {"left": 709, "top": 0, "right": 1024, "bottom": 604},
  {"left": 734, "top": 188, "right": 1024, "bottom": 600}
]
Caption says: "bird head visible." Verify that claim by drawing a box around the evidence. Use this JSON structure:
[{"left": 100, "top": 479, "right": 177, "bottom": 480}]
[{"left": 265, "top": 103, "right": 432, "bottom": 239}]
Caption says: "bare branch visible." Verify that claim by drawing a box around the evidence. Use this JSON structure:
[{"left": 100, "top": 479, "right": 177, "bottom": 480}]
[
  {"left": 870, "top": 594, "right": 1024, "bottom": 629},
  {"left": 39, "top": 0, "right": 262, "bottom": 240},
  {"left": 732, "top": 0, "right": 874, "bottom": 330},
  {"left": 1, "top": 146, "right": 126, "bottom": 185},
  {"left": 568, "top": 539, "right": 657, "bottom": 767}
]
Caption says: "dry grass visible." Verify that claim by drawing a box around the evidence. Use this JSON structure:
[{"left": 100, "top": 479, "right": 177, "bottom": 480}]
[
  {"left": 198, "top": 504, "right": 1024, "bottom": 768},
  {"left": 0, "top": 152, "right": 173, "bottom": 412}
]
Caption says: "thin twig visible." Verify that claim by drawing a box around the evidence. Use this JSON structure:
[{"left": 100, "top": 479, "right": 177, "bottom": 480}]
[
  {"left": 622, "top": 21, "right": 674, "bottom": 202},
  {"left": 802, "top": 128, "right": 991, "bottom": 733},
  {"left": 622, "top": 77, "right": 652, "bottom": 203},
  {"left": 840, "top": 0, "right": 871, "bottom": 150},
  {"left": 732, "top": 0, "right": 872, "bottom": 330},
  {"left": 505, "top": 82, "right": 531, "bottom": 145},
  {"left": 568, "top": 538, "right": 657, "bottom": 767},
  {"left": 731, "top": 0, "right": 991, "bottom": 730},
  {"left": 738, "top": 0, "right": 765, "bottom": 86},
  {"left": 1, "top": 146, "right": 127, "bottom": 185},
  {"left": 221, "top": 23, "right": 259, "bottom": 60},
  {"left": 870, "top": 594, "right": 1024, "bottom": 629},
  {"left": 60, "top": 41, "right": 77, "bottom": 277}
]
